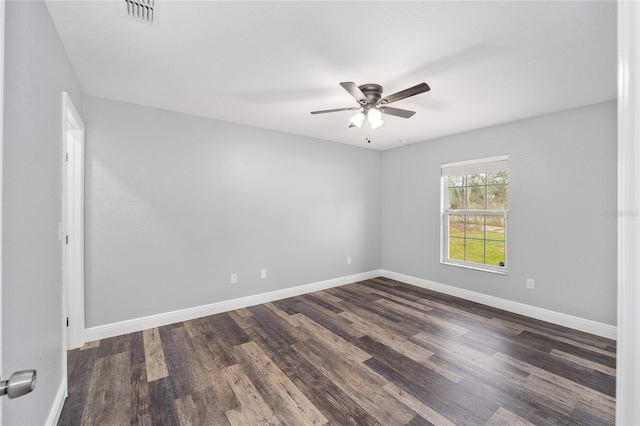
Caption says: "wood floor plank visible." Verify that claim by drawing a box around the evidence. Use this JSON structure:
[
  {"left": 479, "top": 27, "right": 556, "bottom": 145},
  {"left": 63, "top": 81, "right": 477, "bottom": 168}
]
[
  {"left": 161, "top": 325, "right": 238, "bottom": 410},
  {"left": 198, "top": 312, "right": 254, "bottom": 367},
  {"left": 223, "top": 363, "right": 281, "bottom": 426},
  {"left": 364, "top": 282, "right": 423, "bottom": 304},
  {"left": 327, "top": 287, "right": 406, "bottom": 322},
  {"left": 359, "top": 335, "right": 499, "bottom": 425},
  {"left": 375, "top": 298, "right": 470, "bottom": 335},
  {"left": 312, "top": 289, "right": 346, "bottom": 306},
  {"left": 495, "top": 352, "right": 616, "bottom": 409},
  {"left": 130, "top": 330, "right": 147, "bottom": 366},
  {"left": 264, "top": 302, "right": 304, "bottom": 327},
  {"left": 518, "top": 330, "right": 616, "bottom": 368},
  {"left": 486, "top": 407, "right": 535, "bottom": 426},
  {"left": 226, "top": 309, "right": 252, "bottom": 330},
  {"left": 485, "top": 331, "right": 616, "bottom": 397},
  {"left": 59, "top": 277, "right": 616, "bottom": 425},
  {"left": 368, "top": 289, "right": 435, "bottom": 314},
  {"left": 293, "top": 297, "right": 366, "bottom": 341},
  {"left": 142, "top": 327, "right": 169, "bottom": 382},
  {"left": 339, "top": 310, "right": 463, "bottom": 382},
  {"left": 382, "top": 382, "right": 456, "bottom": 426},
  {"left": 174, "top": 389, "right": 233, "bottom": 426},
  {"left": 80, "top": 352, "right": 131, "bottom": 425},
  {"left": 233, "top": 341, "right": 328, "bottom": 425},
  {"left": 130, "top": 362, "right": 151, "bottom": 426},
  {"left": 147, "top": 377, "right": 181, "bottom": 425},
  {"left": 239, "top": 316, "right": 384, "bottom": 426},
  {"left": 410, "top": 331, "right": 519, "bottom": 384},
  {"left": 455, "top": 364, "right": 580, "bottom": 424},
  {"left": 57, "top": 344, "right": 99, "bottom": 425},
  {"left": 247, "top": 304, "right": 309, "bottom": 344},
  {"left": 571, "top": 401, "right": 616, "bottom": 425},
  {"left": 96, "top": 333, "right": 131, "bottom": 358},
  {"left": 293, "top": 337, "right": 416, "bottom": 426},
  {"left": 294, "top": 314, "right": 371, "bottom": 364},
  {"left": 550, "top": 348, "right": 617, "bottom": 376},
  {"left": 301, "top": 293, "right": 344, "bottom": 314},
  {"left": 338, "top": 300, "right": 419, "bottom": 339},
  {"left": 80, "top": 340, "right": 100, "bottom": 351}
]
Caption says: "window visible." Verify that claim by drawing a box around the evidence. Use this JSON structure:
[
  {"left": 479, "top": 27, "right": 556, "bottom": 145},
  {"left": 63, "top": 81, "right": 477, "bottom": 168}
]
[{"left": 441, "top": 155, "right": 508, "bottom": 274}]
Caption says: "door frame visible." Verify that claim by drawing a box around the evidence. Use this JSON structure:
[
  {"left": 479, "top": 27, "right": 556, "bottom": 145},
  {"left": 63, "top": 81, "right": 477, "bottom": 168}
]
[
  {"left": 0, "top": 0, "right": 6, "bottom": 422},
  {"left": 62, "top": 92, "right": 86, "bottom": 352},
  {"left": 617, "top": 2, "right": 640, "bottom": 423}
]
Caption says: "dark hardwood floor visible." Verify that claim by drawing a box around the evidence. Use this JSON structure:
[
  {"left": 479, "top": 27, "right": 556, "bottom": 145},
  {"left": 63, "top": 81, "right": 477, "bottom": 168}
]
[{"left": 58, "top": 277, "right": 616, "bottom": 425}]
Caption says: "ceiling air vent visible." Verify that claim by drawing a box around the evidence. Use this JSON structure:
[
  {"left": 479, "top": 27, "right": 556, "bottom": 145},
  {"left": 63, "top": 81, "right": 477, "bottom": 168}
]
[{"left": 121, "top": 0, "right": 157, "bottom": 26}]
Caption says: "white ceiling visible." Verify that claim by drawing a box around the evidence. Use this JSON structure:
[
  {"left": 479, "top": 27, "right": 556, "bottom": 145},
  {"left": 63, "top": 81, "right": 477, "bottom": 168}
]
[{"left": 45, "top": 1, "right": 617, "bottom": 151}]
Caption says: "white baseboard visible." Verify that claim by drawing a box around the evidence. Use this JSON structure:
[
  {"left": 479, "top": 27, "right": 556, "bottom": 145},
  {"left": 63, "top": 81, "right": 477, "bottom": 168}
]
[
  {"left": 84, "top": 268, "right": 616, "bottom": 342},
  {"left": 84, "top": 270, "right": 382, "bottom": 342},
  {"left": 381, "top": 270, "right": 617, "bottom": 340},
  {"left": 45, "top": 379, "right": 67, "bottom": 426}
]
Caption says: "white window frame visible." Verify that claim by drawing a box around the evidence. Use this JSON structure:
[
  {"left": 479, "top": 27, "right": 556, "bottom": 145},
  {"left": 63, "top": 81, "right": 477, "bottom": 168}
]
[{"left": 441, "top": 155, "right": 508, "bottom": 274}]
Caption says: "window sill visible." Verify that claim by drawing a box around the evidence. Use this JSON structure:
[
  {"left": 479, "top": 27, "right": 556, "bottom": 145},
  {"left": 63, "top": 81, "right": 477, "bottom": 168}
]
[{"left": 441, "top": 260, "right": 508, "bottom": 275}]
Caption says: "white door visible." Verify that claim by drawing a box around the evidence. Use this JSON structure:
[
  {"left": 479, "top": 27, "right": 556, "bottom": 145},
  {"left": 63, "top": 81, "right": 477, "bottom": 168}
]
[{"left": 0, "top": 5, "right": 39, "bottom": 419}]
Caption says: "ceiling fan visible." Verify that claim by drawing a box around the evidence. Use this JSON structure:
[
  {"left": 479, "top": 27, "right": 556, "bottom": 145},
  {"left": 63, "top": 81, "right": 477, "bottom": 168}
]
[{"left": 311, "top": 82, "right": 430, "bottom": 129}]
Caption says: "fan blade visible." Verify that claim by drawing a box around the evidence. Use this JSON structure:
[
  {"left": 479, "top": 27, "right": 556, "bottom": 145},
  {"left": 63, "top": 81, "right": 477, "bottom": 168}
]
[
  {"left": 349, "top": 123, "right": 356, "bottom": 128},
  {"left": 381, "top": 83, "right": 430, "bottom": 104},
  {"left": 340, "top": 82, "right": 368, "bottom": 104},
  {"left": 379, "top": 106, "right": 416, "bottom": 118},
  {"left": 310, "top": 107, "right": 358, "bottom": 115}
]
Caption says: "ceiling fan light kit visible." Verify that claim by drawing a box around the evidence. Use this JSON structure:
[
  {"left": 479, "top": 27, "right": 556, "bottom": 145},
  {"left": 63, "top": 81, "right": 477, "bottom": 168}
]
[
  {"left": 349, "top": 106, "right": 384, "bottom": 129},
  {"left": 350, "top": 111, "right": 365, "bottom": 128},
  {"left": 311, "top": 81, "right": 430, "bottom": 133}
]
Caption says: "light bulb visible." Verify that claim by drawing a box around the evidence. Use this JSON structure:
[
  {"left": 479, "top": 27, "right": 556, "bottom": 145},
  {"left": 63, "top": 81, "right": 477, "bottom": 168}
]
[
  {"left": 368, "top": 108, "right": 383, "bottom": 129},
  {"left": 370, "top": 119, "right": 384, "bottom": 129},
  {"left": 350, "top": 111, "right": 365, "bottom": 128},
  {"left": 368, "top": 108, "right": 382, "bottom": 123}
]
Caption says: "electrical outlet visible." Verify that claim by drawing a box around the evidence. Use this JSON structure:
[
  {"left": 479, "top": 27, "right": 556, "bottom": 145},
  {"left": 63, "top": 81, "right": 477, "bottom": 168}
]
[
  {"left": 230, "top": 273, "right": 238, "bottom": 284},
  {"left": 260, "top": 269, "right": 267, "bottom": 279},
  {"left": 526, "top": 278, "right": 534, "bottom": 290},
  {"left": 347, "top": 256, "right": 352, "bottom": 265}
]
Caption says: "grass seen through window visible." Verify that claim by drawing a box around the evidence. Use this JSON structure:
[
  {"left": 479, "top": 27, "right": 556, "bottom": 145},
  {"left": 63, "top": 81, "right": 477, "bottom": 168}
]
[{"left": 448, "top": 215, "right": 505, "bottom": 266}]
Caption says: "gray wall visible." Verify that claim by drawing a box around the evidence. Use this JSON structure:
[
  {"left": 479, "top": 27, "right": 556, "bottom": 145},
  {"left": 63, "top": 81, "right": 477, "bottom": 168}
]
[
  {"left": 381, "top": 101, "right": 617, "bottom": 325},
  {"left": 83, "top": 96, "right": 381, "bottom": 327},
  {"left": 2, "top": 1, "right": 83, "bottom": 424}
]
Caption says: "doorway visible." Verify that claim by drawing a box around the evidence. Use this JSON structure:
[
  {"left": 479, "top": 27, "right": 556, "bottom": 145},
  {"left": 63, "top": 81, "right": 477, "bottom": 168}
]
[{"left": 62, "top": 92, "right": 85, "bottom": 351}]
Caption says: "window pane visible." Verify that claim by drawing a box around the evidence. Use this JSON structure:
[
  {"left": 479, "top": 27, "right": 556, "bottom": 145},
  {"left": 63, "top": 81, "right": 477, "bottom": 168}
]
[
  {"left": 448, "top": 187, "right": 466, "bottom": 209},
  {"left": 467, "top": 186, "right": 486, "bottom": 209},
  {"left": 442, "top": 164, "right": 508, "bottom": 272},
  {"left": 488, "top": 170, "right": 508, "bottom": 185},
  {"left": 449, "top": 237, "right": 465, "bottom": 261},
  {"left": 448, "top": 175, "right": 465, "bottom": 187},
  {"left": 487, "top": 185, "right": 508, "bottom": 210},
  {"left": 465, "top": 215, "right": 485, "bottom": 239},
  {"left": 466, "top": 239, "right": 485, "bottom": 264},
  {"left": 486, "top": 240, "right": 506, "bottom": 267},
  {"left": 449, "top": 215, "right": 465, "bottom": 237},
  {"left": 466, "top": 173, "right": 486, "bottom": 186},
  {"left": 486, "top": 215, "right": 506, "bottom": 241}
]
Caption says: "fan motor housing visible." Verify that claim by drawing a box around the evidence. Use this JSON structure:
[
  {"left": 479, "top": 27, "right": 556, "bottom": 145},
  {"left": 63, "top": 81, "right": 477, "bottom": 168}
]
[{"left": 358, "top": 84, "right": 383, "bottom": 104}]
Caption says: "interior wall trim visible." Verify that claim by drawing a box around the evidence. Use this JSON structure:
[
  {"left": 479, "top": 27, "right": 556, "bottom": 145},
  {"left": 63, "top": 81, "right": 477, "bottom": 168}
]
[
  {"left": 85, "top": 268, "right": 615, "bottom": 344},
  {"left": 616, "top": 1, "right": 640, "bottom": 423},
  {"left": 45, "top": 379, "right": 67, "bottom": 426},
  {"left": 381, "top": 270, "right": 617, "bottom": 340},
  {"left": 84, "top": 270, "right": 383, "bottom": 343}
]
